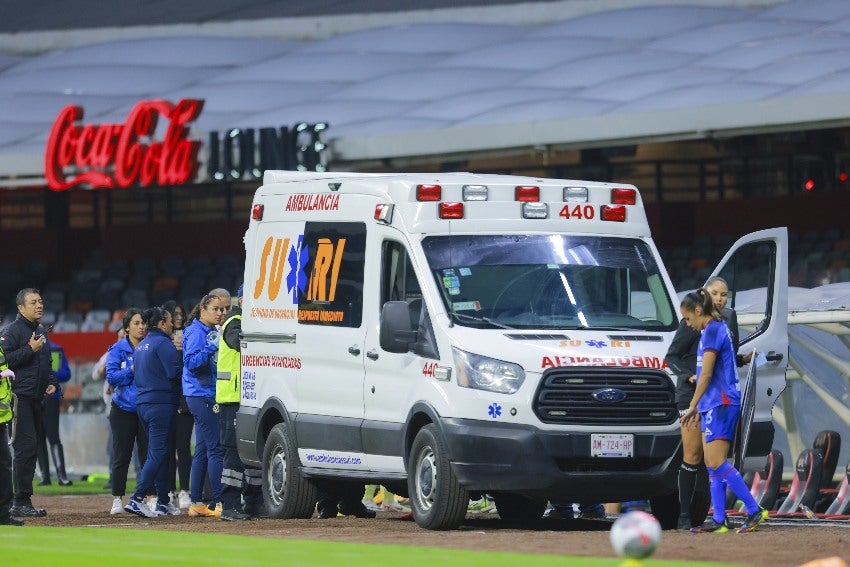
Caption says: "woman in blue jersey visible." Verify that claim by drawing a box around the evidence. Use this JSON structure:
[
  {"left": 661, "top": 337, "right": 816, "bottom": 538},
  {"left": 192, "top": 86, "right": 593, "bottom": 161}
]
[
  {"left": 106, "top": 308, "right": 148, "bottom": 515},
  {"left": 679, "top": 288, "right": 766, "bottom": 533},
  {"left": 125, "top": 307, "right": 181, "bottom": 517},
  {"left": 182, "top": 293, "right": 227, "bottom": 517}
]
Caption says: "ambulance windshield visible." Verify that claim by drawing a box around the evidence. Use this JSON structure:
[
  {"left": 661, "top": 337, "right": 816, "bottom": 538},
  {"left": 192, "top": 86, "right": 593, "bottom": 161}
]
[{"left": 421, "top": 234, "right": 676, "bottom": 331}]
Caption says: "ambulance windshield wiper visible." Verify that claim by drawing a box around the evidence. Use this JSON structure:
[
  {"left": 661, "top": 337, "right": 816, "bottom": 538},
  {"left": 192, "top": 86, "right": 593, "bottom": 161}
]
[{"left": 450, "top": 311, "right": 514, "bottom": 329}]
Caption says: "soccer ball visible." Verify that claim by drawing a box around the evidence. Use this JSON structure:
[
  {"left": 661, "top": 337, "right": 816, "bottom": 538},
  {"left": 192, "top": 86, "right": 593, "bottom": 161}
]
[{"left": 609, "top": 510, "right": 662, "bottom": 559}]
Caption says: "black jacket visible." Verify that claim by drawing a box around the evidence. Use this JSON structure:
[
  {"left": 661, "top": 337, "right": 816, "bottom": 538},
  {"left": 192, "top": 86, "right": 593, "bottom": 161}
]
[{"left": 0, "top": 315, "right": 57, "bottom": 401}]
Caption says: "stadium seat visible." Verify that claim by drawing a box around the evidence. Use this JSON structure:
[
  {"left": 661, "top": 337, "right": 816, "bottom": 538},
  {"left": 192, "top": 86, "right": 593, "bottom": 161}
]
[
  {"left": 813, "top": 430, "right": 841, "bottom": 490},
  {"left": 775, "top": 449, "right": 824, "bottom": 516},
  {"left": 824, "top": 460, "right": 850, "bottom": 518}
]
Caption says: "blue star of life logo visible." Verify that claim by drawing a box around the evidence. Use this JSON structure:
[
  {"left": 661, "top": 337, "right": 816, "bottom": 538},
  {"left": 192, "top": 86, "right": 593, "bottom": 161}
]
[
  {"left": 287, "top": 235, "right": 309, "bottom": 304},
  {"left": 488, "top": 403, "right": 502, "bottom": 419},
  {"left": 586, "top": 340, "right": 607, "bottom": 349}
]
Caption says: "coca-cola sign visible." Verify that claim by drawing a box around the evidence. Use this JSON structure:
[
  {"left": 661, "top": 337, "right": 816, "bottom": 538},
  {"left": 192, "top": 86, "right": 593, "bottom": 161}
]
[{"left": 44, "top": 98, "right": 204, "bottom": 191}]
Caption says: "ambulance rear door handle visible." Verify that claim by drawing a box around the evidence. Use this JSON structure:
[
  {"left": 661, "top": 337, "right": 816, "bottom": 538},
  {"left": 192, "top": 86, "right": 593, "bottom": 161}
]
[
  {"left": 348, "top": 346, "right": 360, "bottom": 356},
  {"left": 366, "top": 350, "right": 379, "bottom": 361}
]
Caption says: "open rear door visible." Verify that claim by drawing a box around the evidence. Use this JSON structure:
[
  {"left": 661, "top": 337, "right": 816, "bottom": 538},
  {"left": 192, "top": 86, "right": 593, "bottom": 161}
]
[{"left": 708, "top": 227, "right": 788, "bottom": 472}]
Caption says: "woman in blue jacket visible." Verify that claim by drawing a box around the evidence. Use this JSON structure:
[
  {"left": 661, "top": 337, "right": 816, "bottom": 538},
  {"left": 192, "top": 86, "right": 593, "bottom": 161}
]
[
  {"left": 182, "top": 293, "right": 227, "bottom": 517},
  {"left": 125, "top": 307, "right": 181, "bottom": 517},
  {"left": 106, "top": 308, "right": 147, "bottom": 515}
]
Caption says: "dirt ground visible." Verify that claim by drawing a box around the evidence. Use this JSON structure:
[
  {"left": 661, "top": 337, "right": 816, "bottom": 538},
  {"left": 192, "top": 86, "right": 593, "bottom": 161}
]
[{"left": 23, "top": 494, "right": 850, "bottom": 566}]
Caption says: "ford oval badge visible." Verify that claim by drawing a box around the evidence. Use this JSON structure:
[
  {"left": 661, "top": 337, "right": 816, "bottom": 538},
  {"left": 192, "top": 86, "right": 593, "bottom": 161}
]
[{"left": 592, "top": 388, "right": 626, "bottom": 403}]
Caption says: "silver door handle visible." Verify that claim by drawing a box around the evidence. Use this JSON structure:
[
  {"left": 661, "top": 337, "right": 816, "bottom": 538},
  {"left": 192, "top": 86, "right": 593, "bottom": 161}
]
[
  {"left": 366, "top": 350, "right": 379, "bottom": 361},
  {"left": 348, "top": 346, "right": 360, "bottom": 356}
]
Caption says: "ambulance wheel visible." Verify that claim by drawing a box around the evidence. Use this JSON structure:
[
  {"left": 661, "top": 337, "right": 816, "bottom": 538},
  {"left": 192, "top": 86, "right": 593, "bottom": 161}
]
[
  {"left": 262, "top": 423, "right": 316, "bottom": 519},
  {"left": 492, "top": 492, "right": 547, "bottom": 525},
  {"left": 649, "top": 491, "right": 679, "bottom": 530},
  {"left": 408, "top": 424, "right": 468, "bottom": 530}
]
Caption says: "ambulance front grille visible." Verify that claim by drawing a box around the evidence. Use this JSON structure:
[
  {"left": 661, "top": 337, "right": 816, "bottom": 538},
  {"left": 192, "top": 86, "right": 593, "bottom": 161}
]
[{"left": 533, "top": 367, "right": 677, "bottom": 426}]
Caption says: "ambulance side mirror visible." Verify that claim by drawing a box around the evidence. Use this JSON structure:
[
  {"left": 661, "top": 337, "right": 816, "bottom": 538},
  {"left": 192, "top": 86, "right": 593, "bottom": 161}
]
[{"left": 380, "top": 301, "right": 418, "bottom": 353}]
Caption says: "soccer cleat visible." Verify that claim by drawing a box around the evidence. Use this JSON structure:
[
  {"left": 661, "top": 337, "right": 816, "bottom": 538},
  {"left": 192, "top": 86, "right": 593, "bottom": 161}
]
[
  {"left": 178, "top": 490, "right": 191, "bottom": 510},
  {"left": 124, "top": 497, "right": 157, "bottom": 518},
  {"left": 690, "top": 517, "right": 730, "bottom": 533},
  {"left": 468, "top": 495, "right": 495, "bottom": 513},
  {"left": 737, "top": 508, "right": 768, "bottom": 533},
  {"left": 154, "top": 501, "right": 182, "bottom": 516},
  {"left": 110, "top": 497, "right": 124, "bottom": 515},
  {"left": 0, "top": 516, "right": 24, "bottom": 526},
  {"left": 188, "top": 503, "right": 221, "bottom": 517},
  {"left": 677, "top": 514, "right": 692, "bottom": 530},
  {"left": 10, "top": 504, "right": 47, "bottom": 518}
]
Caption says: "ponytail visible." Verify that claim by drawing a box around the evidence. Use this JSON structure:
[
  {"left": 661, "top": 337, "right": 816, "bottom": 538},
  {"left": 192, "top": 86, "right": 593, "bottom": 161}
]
[
  {"left": 142, "top": 306, "right": 169, "bottom": 329},
  {"left": 680, "top": 288, "right": 722, "bottom": 320},
  {"left": 187, "top": 294, "right": 220, "bottom": 325}
]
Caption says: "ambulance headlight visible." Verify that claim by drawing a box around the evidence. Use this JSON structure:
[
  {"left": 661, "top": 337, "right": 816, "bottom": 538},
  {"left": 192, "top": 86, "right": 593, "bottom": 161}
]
[{"left": 452, "top": 347, "right": 525, "bottom": 394}]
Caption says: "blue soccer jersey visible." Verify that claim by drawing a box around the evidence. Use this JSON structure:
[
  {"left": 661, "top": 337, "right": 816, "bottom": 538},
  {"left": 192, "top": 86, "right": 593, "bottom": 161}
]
[{"left": 695, "top": 318, "right": 740, "bottom": 412}]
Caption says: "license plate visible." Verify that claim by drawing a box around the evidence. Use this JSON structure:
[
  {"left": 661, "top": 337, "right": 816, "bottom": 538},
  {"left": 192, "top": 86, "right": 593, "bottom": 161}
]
[{"left": 591, "top": 434, "right": 634, "bottom": 457}]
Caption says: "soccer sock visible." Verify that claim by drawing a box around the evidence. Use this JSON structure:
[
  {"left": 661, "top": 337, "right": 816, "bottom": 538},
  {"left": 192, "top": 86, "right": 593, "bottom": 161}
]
[
  {"left": 695, "top": 461, "right": 709, "bottom": 495},
  {"left": 708, "top": 465, "right": 728, "bottom": 523},
  {"left": 714, "top": 461, "right": 760, "bottom": 515},
  {"left": 678, "top": 461, "right": 699, "bottom": 515}
]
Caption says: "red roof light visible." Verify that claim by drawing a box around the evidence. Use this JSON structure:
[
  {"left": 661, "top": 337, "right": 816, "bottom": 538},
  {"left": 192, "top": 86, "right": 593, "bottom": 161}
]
[
  {"left": 251, "top": 204, "right": 264, "bottom": 220},
  {"left": 439, "top": 202, "right": 464, "bottom": 219},
  {"left": 515, "top": 185, "right": 540, "bottom": 202},
  {"left": 611, "top": 188, "right": 636, "bottom": 205},
  {"left": 601, "top": 204, "right": 626, "bottom": 222},
  {"left": 417, "top": 184, "right": 442, "bottom": 201}
]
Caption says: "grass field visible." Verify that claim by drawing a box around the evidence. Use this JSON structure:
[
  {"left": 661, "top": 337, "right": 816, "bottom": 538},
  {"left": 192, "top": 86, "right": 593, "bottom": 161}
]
[{"left": 1, "top": 527, "right": 741, "bottom": 567}]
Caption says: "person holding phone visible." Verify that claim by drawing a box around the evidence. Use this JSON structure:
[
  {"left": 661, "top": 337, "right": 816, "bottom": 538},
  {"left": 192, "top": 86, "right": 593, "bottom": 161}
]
[{"left": 0, "top": 288, "right": 58, "bottom": 518}]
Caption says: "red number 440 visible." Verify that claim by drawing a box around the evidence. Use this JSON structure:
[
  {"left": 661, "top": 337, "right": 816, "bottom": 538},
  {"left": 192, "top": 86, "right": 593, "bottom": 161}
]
[{"left": 558, "top": 204, "right": 595, "bottom": 220}]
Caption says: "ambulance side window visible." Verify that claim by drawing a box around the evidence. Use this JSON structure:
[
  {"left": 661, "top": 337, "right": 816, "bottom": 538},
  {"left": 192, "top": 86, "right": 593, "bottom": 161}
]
[
  {"left": 297, "top": 221, "right": 366, "bottom": 328},
  {"left": 381, "top": 241, "right": 422, "bottom": 306}
]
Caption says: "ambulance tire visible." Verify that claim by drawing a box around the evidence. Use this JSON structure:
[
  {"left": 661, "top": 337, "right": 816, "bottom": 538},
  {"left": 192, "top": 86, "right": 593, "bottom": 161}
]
[
  {"left": 262, "top": 423, "right": 317, "bottom": 519},
  {"left": 408, "top": 424, "right": 468, "bottom": 530},
  {"left": 649, "top": 491, "right": 679, "bottom": 530},
  {"left": 492, "top": 492, "right": 547, "bottom": 525}
]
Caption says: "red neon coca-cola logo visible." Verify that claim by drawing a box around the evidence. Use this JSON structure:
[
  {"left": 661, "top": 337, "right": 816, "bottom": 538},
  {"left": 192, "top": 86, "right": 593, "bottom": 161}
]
[{"left": 44, "top": 98, "right": 205, "bottom": 191}]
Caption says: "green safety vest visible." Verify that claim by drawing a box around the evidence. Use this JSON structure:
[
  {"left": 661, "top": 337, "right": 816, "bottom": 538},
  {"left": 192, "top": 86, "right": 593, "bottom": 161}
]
[
  {"left": 215, "top": 312, "right": 242, "bottom": 404},
  {"left": 0, "top": 346, "right": 12, "bottom": 424}
]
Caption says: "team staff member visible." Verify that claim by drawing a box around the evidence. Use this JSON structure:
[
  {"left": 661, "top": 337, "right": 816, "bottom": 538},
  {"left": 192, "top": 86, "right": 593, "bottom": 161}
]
[
  {"left": 125, "top": 307, "right": 181, "bottom": 518},
  {"left": 0, "top": 288, "right": 57, "bottom": 518},
  {"left": 680, "top": 289, "right": 766, "bottom": 534},
  {"left": 217, "top": 285, "right": 262, "bottom": 521},
  {"left": 183, "top": 293, "right": 226, "bottom": 518},
  {"left": 0, "top": 347, "right": 23, "bottom": 526},
  {"left": 106, "top": 309, "right": 148, "bottom": 515},
  {"left": 36, "top": 340, "right": 73, "bottom": 486}
]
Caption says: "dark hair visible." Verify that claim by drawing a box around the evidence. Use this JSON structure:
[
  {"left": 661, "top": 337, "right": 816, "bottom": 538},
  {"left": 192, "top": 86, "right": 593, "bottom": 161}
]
[
  {"left": 16, "top": 288, "right": 40, "bottom": 307},
  {"left": 187, "top": 294, "right": 220, "bottom": 325},
  {"left": 162, "top": 300, "right": 185, "bottom": 329},
  {"left": 122, "top": 308, "right": 143, "bottom": 332},
  {"left": 680, "top": 288, "right": 722, "bottom": 321},
  {"left": 143, "top": 306, "right": 170, "bottom": 328}
]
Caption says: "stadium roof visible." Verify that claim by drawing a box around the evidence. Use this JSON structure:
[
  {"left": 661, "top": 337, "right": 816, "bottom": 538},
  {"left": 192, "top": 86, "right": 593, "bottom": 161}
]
[{"left": 2, "top": 0, "right": 850, "bottom": 180}]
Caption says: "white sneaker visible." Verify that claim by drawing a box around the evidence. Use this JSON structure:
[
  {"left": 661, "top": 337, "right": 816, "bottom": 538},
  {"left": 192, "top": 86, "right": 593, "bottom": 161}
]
[
  {"left": 178, "top": 490, "right": 191, "bottom": 510},
  {"left": 110, "top": 497, "right": 124, "bottom": 515},
  {"left": 147, "top": 496, "right": 158, "bottom": 511}
]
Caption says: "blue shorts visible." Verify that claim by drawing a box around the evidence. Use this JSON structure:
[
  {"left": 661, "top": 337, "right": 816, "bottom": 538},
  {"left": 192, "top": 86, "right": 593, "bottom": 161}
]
[{"left": 699, "top": 404, "right": 740, "bottom": 442}]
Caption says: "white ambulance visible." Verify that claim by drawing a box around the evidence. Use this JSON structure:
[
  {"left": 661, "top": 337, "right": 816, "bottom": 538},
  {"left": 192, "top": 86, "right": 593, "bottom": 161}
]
[{"left": 236, "top": 170, "right": 788, "bottom": 530}]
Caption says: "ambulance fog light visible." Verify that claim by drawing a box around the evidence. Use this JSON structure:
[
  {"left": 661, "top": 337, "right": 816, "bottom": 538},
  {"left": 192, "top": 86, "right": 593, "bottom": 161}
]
[
  {"left": 563, "top": 187, "right": 589, "bottom": 203},
  {"left": 522, "top": 202, "right": 549, "bottom": 219},
  {"left": 601, "top": 204, "right": 626, "bottom": 222},
  {"left": 611, "top": 188, "right": 637, "bottom": 205},
  {"left": 439, "top": 202, "right": 464, "bottom": 219},
  {"left": 452, "top": 347, "right": 525, "bottom": 394},
  {"left": 463, "top": 184, "right": 489, "bottom": 201}
]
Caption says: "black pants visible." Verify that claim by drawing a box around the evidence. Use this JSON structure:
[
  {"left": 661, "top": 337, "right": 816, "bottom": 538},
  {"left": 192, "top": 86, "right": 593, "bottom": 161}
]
[
  {"left": 0, "top": 423, "right": 12, "bottom": 519},
  {"left": 109, "top": 403, "right": 147, "bottom": 497},
  {"left": 169, "top": 410, "right": 193, "bottom": 493},
  {"left": 37, "top": 396, "right": 62, "bottom": 480},
  {"left": 316, "top": 480, "right": 366, "bottom": 516},
  {"left": 11, "top": 396, "right": 43, "bottom": 505},
  {"left": 219, "top": 403, "right": 261, "bottom": 511}
]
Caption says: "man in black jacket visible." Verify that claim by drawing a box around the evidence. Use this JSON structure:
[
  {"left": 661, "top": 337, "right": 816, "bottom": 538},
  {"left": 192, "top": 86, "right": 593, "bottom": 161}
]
[{"left": 0, "top": 288, "right": 58, "bottom": 517}]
